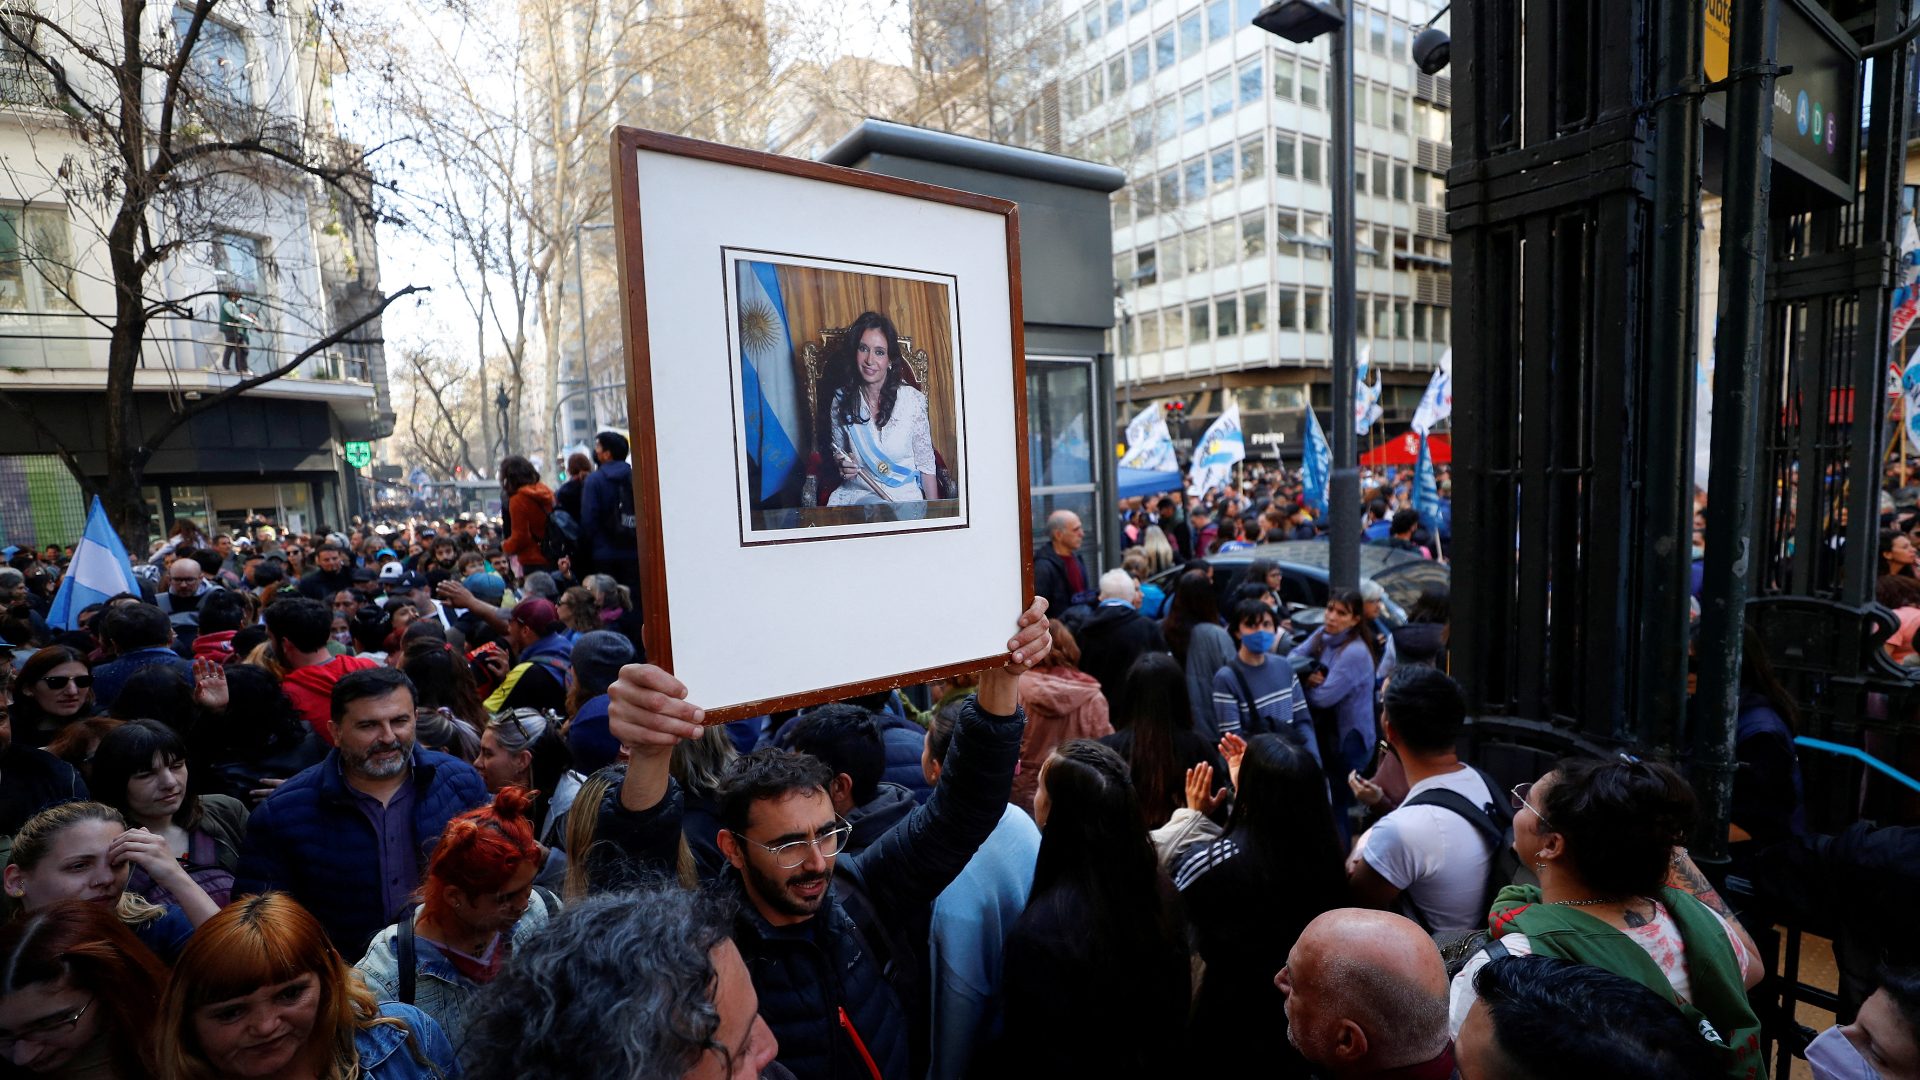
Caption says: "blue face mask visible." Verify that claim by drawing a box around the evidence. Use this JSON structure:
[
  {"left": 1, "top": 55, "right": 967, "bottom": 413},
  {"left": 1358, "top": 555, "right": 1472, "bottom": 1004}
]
[
  {"left": 1241, "top": 629, "right": 1277, "bottom": 654},
  {"left": 1805, "top": 1025, "right": 1879, "bottom": 1080}
]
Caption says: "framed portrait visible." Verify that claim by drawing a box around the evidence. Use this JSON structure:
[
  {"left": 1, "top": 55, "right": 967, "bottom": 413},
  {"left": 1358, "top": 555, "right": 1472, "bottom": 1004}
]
[{"left": 612, "top": 127, "right": 1033, "bottom": 724}]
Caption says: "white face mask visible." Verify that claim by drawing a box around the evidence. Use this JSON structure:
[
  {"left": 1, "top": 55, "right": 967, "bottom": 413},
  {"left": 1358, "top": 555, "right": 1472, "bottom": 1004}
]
[{"left": 1805, "top": 1025, "right": 1880, "bottom": 1080}]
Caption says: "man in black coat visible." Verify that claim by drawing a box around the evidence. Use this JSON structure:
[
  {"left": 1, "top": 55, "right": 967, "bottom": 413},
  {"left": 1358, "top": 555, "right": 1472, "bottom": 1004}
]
[
  {"left": 1074, "top": 568, "right": 1169, "bottom": 709},
  {"left": 1032, "top": 510, "right": 1090, "bottom": 620},
  {"left": 586, "top": 598, "right": 1050, "bottom": 1080}
]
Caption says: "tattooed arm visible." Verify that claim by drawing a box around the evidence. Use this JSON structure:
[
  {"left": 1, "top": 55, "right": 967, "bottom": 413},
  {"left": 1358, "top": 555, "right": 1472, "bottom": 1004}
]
[{"left": 1669, "top": 847, "right": 1766, "bottom": 988}]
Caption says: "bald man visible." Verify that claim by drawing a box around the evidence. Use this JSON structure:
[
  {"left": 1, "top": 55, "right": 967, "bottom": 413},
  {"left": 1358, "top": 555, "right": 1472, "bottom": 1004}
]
[
  {"left": 1032, "top": 509, "right": 1089, "bottom": 619},
  {"left": 1276, "top": 908, "right": 1456, "bottom": 1078}
]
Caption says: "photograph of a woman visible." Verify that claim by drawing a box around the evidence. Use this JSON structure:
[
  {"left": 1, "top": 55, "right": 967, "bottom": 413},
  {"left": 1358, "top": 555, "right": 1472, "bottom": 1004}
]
[
  {"left": 825, "top": 311, "right": 939, "bottom": 506},
  {"left": 727, "top": 249, "right": 966, "bottom": 543}
]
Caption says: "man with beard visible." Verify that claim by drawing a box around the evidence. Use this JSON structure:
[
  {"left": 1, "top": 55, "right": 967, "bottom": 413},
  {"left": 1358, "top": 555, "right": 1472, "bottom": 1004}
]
[
  {"left": 234, "top": 666, "right": 487, "bottom": 959},
  {"left": 588, "top": 598, "right": 1051, "bottom": 1080},
  {"left": 297, "top": 542, "right": 358, "bottom": 601}
]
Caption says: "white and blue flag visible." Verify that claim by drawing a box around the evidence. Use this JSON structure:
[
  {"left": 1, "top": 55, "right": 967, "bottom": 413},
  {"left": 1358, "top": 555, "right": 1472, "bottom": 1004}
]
[
  {"left": 1410, "top": 349, "right": 1453, "bottom": 435},
  {"left": 1121, "top": 402, "right": 1178, "bottom": 472},
  {"left": 737, "top": 261, "right": 802, "bottom": 503},
  {"left": 1302, "top": 401, "right": 1331, "bottom": 516},
  {"left": 48, "top": 496, "right": 141, "bottom": 630},
  {"left": 1188, "top": 399, "right": 1245, "bottom": 495},
  {"left": 1414, "top": 433, "right": 1442, "bottom": 527}
]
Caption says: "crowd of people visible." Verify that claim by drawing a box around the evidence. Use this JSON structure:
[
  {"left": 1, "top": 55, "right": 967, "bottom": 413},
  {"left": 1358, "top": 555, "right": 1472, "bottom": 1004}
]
[{"left": 0, "top": 446, "right": 1910, "bottom": 1078}]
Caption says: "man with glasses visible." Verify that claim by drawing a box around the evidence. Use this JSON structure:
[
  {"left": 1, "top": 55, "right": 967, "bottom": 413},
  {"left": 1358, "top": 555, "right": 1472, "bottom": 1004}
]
[
  {"left": 590, "top": 597, "right": 1052, "bottom": 1080},
  {"left": 1346, "top": 666, "right": 1510, "bottom": 937}
]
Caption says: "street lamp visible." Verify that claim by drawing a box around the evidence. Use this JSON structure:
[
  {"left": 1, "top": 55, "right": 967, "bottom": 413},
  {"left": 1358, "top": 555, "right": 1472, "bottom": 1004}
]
[
  {"left": 1254, "top": 0, "right": 1359, "bottom": 596},
  {"left": 1411, "top": 2, "right": 1451, "bottom": 75}
]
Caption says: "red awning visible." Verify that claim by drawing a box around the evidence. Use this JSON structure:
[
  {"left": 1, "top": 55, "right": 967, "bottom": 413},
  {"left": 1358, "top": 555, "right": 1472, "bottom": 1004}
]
[{"left": 1358, "top": 431, "right": 1452, "bottom": 467}]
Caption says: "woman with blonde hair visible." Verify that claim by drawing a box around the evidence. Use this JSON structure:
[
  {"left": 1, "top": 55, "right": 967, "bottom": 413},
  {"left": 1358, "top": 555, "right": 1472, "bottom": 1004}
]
[
  {"left": 1011, "top": 617, "right": 1112, "bottom": 814},
  {"left": 155, "top": 893, "right": 456, "bottom": 1080},
  {"left": 1141, "top": 524, "right": 1177, "bottom": 575}
]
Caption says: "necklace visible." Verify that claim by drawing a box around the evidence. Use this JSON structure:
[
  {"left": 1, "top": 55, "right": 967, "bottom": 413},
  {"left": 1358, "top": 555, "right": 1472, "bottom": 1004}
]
[{"left": 1548, "top": 896, "right": 1626, "bottom": 907}]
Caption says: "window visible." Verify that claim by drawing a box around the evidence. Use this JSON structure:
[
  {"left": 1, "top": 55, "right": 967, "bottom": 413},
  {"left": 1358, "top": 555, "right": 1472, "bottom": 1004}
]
[
  {"left": 1209, "top": 71, "right": 1233, "bottom": 117},
  {"left": 1274, "top": 133, "right": 1296, "bottom": 177},
  {"left": 1136, "top": 175, "right": 1157, "bottom": 215},
  {"left": 1155, "top": 99, "right": 1178, "bottom": 142},
  {"left": 1393, "top": 161, "right": 1409, "bottom": 201},
  {"left": 1132, "top": 42, "right": 1150, "bottom": 82},
  {"left": 1155, "top": 28, "right": 1176, "bottom": 72},
  {"left": 173, "top": 7, "right": 252, "bottom": 106},
  {"left": 1085, "top": 4, "right": 1102, "bottom": 40},
  {"left": 1370, "top": 9, "right": 1388, "bottom": 53},
  {"left": 1276, "top": 210, "right": 1302, "bottom": 256},
  {"left": 1139, "top": 310, "right": 1162, "bottom": 352},
  {"left": 1371, "top": 154, "right": 1389, "bottom": 196},
  {"left": 1179, "top": 13, "right": 1202, "bottom": 56},
  {"left": 1413, "top": 304, "right": 1429, "bottom": 340},
  {"left": 0, "top": 204, "right": 77, "bottom": 313},
  {"left": 1131, "top": 110, "right": 1153, "bottom": 153},
  {"left": 1189, "top": 302, "right": 1211, "bottom": 342},
  {"left": 1301, "top": 137, "right": 1323, "bottom": 183},
  {"left": 1278, "top": 287, "right": 1300, "bottom": 328},
  {"left": 1212, "top": 146, "right": 1235, "bottom": 188},
  {"left": 1395, "top": 300, "right": 1410, "bottom": 339},
  {"left": 1354, "top": 150, "right": 1369, "bottom": 194},
  {"left": 1108, "top": 0, "right": 1124, "bottom": 28},
  {"left": 1182, "top": 85, "right": 1205, "bottom": 130},
  {"left": 1130, "top": 0, "right": 1147, "bottom": 12},
  {"left": 1216, "top": 296, "right": 1239, "bottom": 337},
  {"left": 1304, "top": 289, "right": 1325, "bottom": 331},
  {"left": 1393, "top": 92, "right": 1410, "bottom": 133},
  {"left": 1240, "top": 134, "right": 1264, "bottom": 180},
  {"left": 1241, "top": 211, "right": 1266, "bottom": 257},
  {"left": 1165, "top": 304, "right": 1187, "bottom": 347},
  {"left": 1135, "top": 245, "right": 1158, "bottom": 285},
  {"left": 1158, "top": 168, "right": 1179, "bottom": 210},
  {"left": 1184, "top": 229, "right": 1210, "bottom": 274},
  {"left": 1086, "top": 70, "right": 1104, "bottom": 108},
  {"left": 1302, "top": 213, "right": 1329, "bottom": 260},
  {"left": 1375, "top": 296, "right": 1393, "bottom": 338},
  {"left": 1435, "top": 306, "right": 1450, "bottom": 342},
  {"left": 1369, "top": 85, "right": 1389, "bottom": 130},
  {"left": 1239, "top": 58, "right": 1262, "bottom": 105},
  {"left": 1243, "top": 288, "right": 1268, "bottom": 332},
  {"left": 1065, "top": 15, "right": 1081, "bottom": 52},
  {"left": 1299, "top": 61, "right": 1321, "bottom": 107},
  {"left": 1391, "top": 17, "right": 1408, "bottom": 58},
  {"left": 1184, "top": 158, "right": 1206, "bottom": 202},
  {"left": 1207, "top": 0, "right": 1231, "bottom": 39},
  {"left": 1356, "top": 227, "right": 1378, "bottom": 267},
  {"left": 1161, "top": 239, "right": 1185, "bottom": 281},
  {"left": 1373, "top": 227, "right": 1390, "bottom": 268},
  {"left": 1109, "top": 56, "right": 1127, "bottom": 95},
  {"left": 1211, "top": 219, "right": 1237, "bottom": 266},
  {"left": 1353, "top": 83, "right": 1368, "bottom": 125},
  {"left": 1112, "top": 187, "right": 1131, "bottom": 227},
  {"left": 1273, "top": 55, "right": 1295, "bottom": 100},
  {"left": 1235, "top": 0, "right": 1260, "bottom": 25}
]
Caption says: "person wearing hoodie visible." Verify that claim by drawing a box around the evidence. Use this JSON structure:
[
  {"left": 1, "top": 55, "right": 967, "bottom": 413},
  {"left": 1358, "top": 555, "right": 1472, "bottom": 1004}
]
[
  {"left": 1011, "top": 618, "right": 1111, "bottom": 815},
  {"left": 499, "top": 454, "right": 555, "bottom": 574},
  {"left": 1073, "top": 568, "right": 1169, "bottom": 711},
  {"left": 481, "top": 597, "right": 572, "bottom": 713},
  {"left": 296, "top": 542, "right": 359, "bottom": 601},
  {"left": 778, "top": 704, "right": 916, "bottom": 856},
  {"left": 190, "top": 588, "right": 249, "bottom": 666},
  {"left": 580, "top": 431, "right": 640, "bottom": 594},
  {"left": 266, "top": 596, "right": 380, "bottom": 743}
]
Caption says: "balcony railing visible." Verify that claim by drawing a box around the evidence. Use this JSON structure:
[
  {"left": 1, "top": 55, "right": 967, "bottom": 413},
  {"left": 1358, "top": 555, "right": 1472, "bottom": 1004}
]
[
  {"left": 0, "top": 310, "right": 372, "bottom": 385},
  {"left": 0, "top": 61, "right": 60, "bottom": 110}
]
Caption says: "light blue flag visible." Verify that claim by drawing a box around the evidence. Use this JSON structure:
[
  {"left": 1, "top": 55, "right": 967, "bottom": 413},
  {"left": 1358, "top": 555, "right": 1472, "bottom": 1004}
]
[
  {"left": 48, "top": 496, "right": 141, "bottom": 630},
  {"left": 1188, "top": 400, "right": 1246, "bottom": 495},
  {"left": 737, "top": 262, "right": 801, "bottom": 503},
  {"left": 1301, "top": 402, "right": 1331, "bottom": 516},
  {"left": 1414, "top": 433, "right": 1442, "bottom": 529}
]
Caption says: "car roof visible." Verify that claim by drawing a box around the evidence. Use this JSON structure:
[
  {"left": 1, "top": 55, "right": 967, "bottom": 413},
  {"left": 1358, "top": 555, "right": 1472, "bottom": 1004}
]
[{"left": 1168, "top": 540, "right": 1448, "bottom": 611}]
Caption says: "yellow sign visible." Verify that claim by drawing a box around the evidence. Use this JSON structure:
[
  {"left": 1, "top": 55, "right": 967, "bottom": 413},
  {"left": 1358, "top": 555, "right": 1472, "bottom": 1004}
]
[{"left": 1703, "top": 0, "right": 1731, "bottom": 82}]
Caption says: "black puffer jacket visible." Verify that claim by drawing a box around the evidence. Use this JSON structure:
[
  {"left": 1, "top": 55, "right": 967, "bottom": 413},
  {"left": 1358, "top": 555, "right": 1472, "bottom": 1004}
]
[{"left": 586, "top": 696, "right": 1024, "bottom": 1080}]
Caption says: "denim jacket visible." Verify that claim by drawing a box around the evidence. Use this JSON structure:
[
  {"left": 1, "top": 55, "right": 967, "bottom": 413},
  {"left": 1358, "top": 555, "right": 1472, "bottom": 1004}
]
[
  {"left": 356, "top": 1002, "right": 461, "bottom": 1078},
  {"left": 355, "top": 891, "right": 558, "bottom": 1046}
]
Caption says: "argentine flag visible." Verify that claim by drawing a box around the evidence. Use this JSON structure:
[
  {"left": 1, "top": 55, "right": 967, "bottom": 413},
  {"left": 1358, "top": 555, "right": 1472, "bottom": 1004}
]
[
  {"left": 1301, "top": 402, "right": 1332, "bottom": 516},
  {"left": 1414, "top": 433, "right": 1442, "bottom": 528},
  {"left": 737, "top": 262, "right": 802, "bottom": 503},
  {"left": 1188, "top": 399, "right": 1246, "bottom": 495},
  {"left": 1410, "top": 349, "right": 1453, "bottom": 435},
  {"left": 48, "top": 497, "right": 142, "bottom": 630}
]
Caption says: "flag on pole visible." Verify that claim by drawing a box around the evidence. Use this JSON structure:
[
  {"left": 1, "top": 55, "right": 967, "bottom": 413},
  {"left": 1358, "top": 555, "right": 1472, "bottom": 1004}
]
[
  {"left": 1891, "top": 217, "right": 1920, "bottom": 351},
  {"left": 1901, "top": 352, "right": 1920, "bottom": 456},
  {"left": 736, "top": 261, "right": 802, "bottom": 503},
  {"left": 1353, "top": 344, "right": 1384, "bottom": 435},
  {"left": 1120, "top": 402, "right": 1178, "bottom": 472},
  {"left": 1301, "top": 401, "right": 1331, "bottom": 516},
  {"left": 1188, "top": 399, "right": 1246, "bottom": 495},
  {"left": 48, "top": 497, "right": 141, "bottom": 630},
  {"left": 1414, "top": 433, "right": 1442, "bottom": 526},
  {"left": 1410, "top": 348, "right": 1454, "bottom": 435}
]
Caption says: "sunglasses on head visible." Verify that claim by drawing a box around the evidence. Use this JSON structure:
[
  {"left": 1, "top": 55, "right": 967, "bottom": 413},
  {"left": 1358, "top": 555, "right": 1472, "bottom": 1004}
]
[{"left": 39, "top": 674, "right": 92, "bottom": 690}]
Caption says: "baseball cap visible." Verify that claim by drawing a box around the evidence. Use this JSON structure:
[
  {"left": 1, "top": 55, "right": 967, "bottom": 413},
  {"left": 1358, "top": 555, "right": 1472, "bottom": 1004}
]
[
  {"left": 378, "top": 562, "right": 406, "bottom": 582},
  {"left": 376, "top": 547, "right": 397, "bottom": 558},
  {"left": 463, "top": 571, "right": 505, "bottom": 605},
  {"left": 510, "top": 597, "right": 560, "bottom": 636}
]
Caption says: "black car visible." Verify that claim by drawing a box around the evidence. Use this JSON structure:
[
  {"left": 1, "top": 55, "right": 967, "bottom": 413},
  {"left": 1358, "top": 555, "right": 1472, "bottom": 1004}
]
[{"left": 1143, "top": 540, "right": 1449, "bottom": 630}]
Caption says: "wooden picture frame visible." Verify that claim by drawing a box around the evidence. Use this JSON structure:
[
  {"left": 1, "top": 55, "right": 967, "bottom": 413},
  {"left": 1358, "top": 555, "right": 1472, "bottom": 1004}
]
[{"left": 611, "top": 127, "right": 1033, "bottom": 724}]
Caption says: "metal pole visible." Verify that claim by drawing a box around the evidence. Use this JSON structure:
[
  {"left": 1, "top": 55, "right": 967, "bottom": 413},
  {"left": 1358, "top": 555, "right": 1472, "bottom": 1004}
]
[
  {"left": 1328, "top": 2, "right": 1359, "bottom": 597},
  {"left": 573, "top": 222, "right": 593, "bottom": 453},
  {"left": 1694, "top": 0, "right": 1777, "bottom": 867},
  {"left": 1631, "top": 0, "right": 1703, "bottom": 757}
]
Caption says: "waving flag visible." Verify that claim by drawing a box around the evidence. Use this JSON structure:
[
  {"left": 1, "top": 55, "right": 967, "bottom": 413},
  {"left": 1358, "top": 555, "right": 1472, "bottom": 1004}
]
[
  {"left": 1301, "top": 401, "right": 1331, "bottom": 516},
  {"left": 1121, "top": 402, "right": 1178, "bottom": 472},
  {"left": 1354, "top": 343, "right": 1384, "bottom": 435},
  {"left": 1891, "top": 217, "right": 1920, "bottom": 351},
  {"left": 48, "top": 496, "right": 141, "bottom": 630},
  {"left": 1188, "top": 398, "right": 1245, "bottom": 495},
  {"left": 1414, "top": 433, "right": 1442, "bottom": 525},
  {"left": 1410, "top": 349, "right": 1454, "bottom": 435},
  {"left": 737, "top": 261, "right": 802, "bottom": 503}
]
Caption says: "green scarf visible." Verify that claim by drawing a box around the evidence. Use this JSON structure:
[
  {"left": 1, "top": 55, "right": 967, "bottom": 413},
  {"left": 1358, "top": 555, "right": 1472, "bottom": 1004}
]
[{"left": 1487, "top": 885, "right": 1767, "bottom": 1080}]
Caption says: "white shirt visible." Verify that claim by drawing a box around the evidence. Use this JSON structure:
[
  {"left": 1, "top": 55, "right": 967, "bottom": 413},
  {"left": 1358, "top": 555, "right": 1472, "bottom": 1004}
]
[{"left": 1356, "top": 765, "right": 1497, "bottom": 935}]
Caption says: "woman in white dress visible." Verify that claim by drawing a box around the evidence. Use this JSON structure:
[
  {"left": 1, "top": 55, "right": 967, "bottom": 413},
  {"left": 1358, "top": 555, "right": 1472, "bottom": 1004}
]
[{"left": 825, "top": 310, "right": 941, "bottom": 507}]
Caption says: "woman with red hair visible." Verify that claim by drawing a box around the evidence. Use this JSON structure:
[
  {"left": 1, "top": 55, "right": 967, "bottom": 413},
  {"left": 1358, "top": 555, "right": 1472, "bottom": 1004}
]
[
  {"left": 0, "top": 899, "right": 167, "bottom": 1077},
  {"left": 354, "top": 786, "right": 560, "bottom": 1044},
  {"left": 155, "top": 892, "right": 454, "bottom": 1080}
]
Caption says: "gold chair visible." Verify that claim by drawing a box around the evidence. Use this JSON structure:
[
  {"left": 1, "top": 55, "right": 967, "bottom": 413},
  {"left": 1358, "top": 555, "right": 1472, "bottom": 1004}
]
[{"left": 799, "top": 327, "right": 931, "bottom": 506}]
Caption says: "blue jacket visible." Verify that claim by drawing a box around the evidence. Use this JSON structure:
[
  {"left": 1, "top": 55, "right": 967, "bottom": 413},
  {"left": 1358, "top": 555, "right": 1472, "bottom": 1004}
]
[
  {"left": 1291, "top": 627, "right": 1379, "bottom": 771},
  {"left": 233, "top": 748, "right": 488, "bottom": 960},
  {"left": 93, "top": 646, "right": 193, "bottom": 709},
  {"left": 357, "top": 1002, "right": 461, "bottom": 1079},
  {"left": 580, "top": 459, "right": 637, "bottom": 565}
]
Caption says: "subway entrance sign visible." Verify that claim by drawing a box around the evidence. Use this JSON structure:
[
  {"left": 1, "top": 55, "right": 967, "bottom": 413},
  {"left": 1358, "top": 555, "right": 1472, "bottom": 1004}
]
[
  {"left": 1702, "top": 0, "right": 1860, "bottom": 207},
  {"left": 344, "top": 441, "right": 372, "bottom": 469}
]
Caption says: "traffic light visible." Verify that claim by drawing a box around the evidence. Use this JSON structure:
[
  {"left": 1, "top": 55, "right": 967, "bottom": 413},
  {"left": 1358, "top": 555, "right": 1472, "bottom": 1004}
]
[{"left": 1163, "top": 399, "right": 1186, "bottom": 416}]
